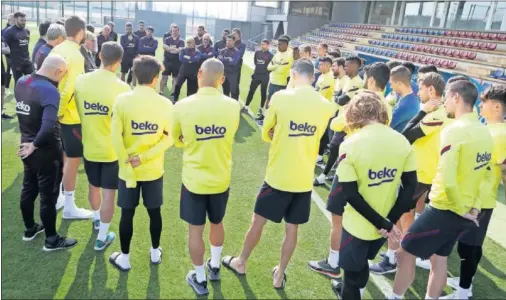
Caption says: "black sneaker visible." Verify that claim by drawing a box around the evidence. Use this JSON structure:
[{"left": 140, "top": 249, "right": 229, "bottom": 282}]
[
  {"left": 369, "top": 255, "right": 397, "bottom": 275},
  {"left": 43, "top": 235, "right": 78, "bottom": 252},
  {"left": 23, "top": 223, "right": 45, "bottom": 241},
  {"left": 2, "top": 113, "right": 13, "bottom": 120},
  {"left": 255, "top": 113, "right": 264, "bottom": 121},
  {"left": 331, "top": 279, "right": 343, "bottom": 298},
  {"left": 206, "top": 259, "right": 221, "bottom": 281},
  {"left": 308, "top": 259, "right": 341, "bottom": 279},
  {"left": 186, "top": 270, "right": 209, "bottom": 295},
  {"left": 241, "top": 106, "right": 249, "bottom": 114}
]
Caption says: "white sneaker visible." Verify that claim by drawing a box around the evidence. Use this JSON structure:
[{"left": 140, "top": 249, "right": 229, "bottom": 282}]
[
  {"left": 314, "top": 174, "right": 326, "bottom": 186},
  {"left": 415, "top": 257, "right": 431, "bottom": 270},
  {"left": 62, "top": 207, "right": 93, "bottom": 220},
  {"left": 55, "top": 194, "right": 65, "bottom": 210},
  {"left": 447, "top": 277, "right": 473, "bottom": 297},
  {"left": 440, "top": 292, "right": 459, "bottom": 299},
  {"left": 150, "top": 247, "right": 162, "bottom": 264}
]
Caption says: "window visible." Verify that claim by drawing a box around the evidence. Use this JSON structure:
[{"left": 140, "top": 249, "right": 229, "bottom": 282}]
[
  {"left": 254, "top": 1, "right": 279, "bottom": 9},
  {"left": 369, "top": 1, "right": 396, "bottom": 25},
  {"left": 288, "top": 1, "right": 332, "bottom": 20}
]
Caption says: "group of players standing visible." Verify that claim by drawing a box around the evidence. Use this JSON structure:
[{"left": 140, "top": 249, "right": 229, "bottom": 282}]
[{"left": 2, "top": 11, "right": 506, "bottom": 300}]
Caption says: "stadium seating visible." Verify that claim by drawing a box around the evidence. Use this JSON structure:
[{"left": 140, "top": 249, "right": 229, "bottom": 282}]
[
  {"left": 396, "top": 27, "right": 506, "bottom": 41},
  {"left": 381, "top": 33, "right": 498, "bottom": 51}
]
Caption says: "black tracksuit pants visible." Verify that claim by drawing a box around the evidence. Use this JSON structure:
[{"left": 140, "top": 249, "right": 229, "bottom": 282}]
[
  {"left": 245, "top": 74, "right": 269, "bottom": 108},
  {"left": 20, "top": 144, "right": 63, "bottom": 238},
  {"left": 223, "top": 70, "right": 240, "bottom": 100}
]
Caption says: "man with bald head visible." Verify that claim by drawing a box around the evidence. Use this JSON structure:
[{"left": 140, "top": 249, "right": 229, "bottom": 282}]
[
  {"left": 96, "top": 25, "right": 113, "bottom": 67},
  {"left": 15, "top": 55, "right": 78, "bottom": 251},
  {"left": 172, "top": 58, "right": 240, "bottom": 295}
]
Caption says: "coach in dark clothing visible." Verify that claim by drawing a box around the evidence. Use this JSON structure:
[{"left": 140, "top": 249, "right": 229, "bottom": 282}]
[
  {"left": 197, "top": 33, "right": 215, "bottom": 65},
  {"left": 214, "top": 29, "right": 230, "bottom": 55},
  {"left": 172, "top": 38, "right": 202, "bottom": 102},
  {"left": 96, "top": 25, "right": 114, "bottom": 67},
  {"left": 15, "top": 55, "right": 77, "bottom": 251},
  {"left": 232, "top": 28, "right": 246, "bottom": 98},
  {"left": 138, "top": 26, "right": 158, "bottom": 56},
  {"left": 107, "top": 22, "right": 118, "bottom": 41},
  {"left": 32, "top": 21, "right": 51, "bottom": 64},
  {"left": 81, "top": 31, "right": 97, "bottom": 73},
  {"left": 218, "top": 35, "right": 241, "bottom": 100},
  {"left": 120, "top": 22, "right": 139, "bottom": 83},
  {"left": 3, "top": 12, "right": 33, "bottom": 83},
  {"left": 244, "top": 39, "right": 273, "bottom": 113}
]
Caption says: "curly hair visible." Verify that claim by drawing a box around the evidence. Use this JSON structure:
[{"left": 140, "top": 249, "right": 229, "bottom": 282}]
[{"left": 344, "top": 91, "right": 389, "bottom": 131}]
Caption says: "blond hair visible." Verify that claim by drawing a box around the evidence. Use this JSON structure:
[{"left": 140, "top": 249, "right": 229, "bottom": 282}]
[{"left": 344, "top": 91, "right": 389, "bottom": 131}]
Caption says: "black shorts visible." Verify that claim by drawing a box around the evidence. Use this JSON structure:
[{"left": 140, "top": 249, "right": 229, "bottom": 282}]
[
  {"left": 254, "top": 182, "right": 312, "bottom": 225},
  {"left": 117, "top": 177, "right": 163, "bottom": 209},
  {"left": 60, "top": 124, "right": 83, "bottom": 158},
  {"left": 458, "top": 208, "right": 493, "bottom": 246},
  {"left": 121, "top": 60, "right": 133, "bottom": 74},
  {"left": 413, "top": 182, "right": 431, "bottom": 203},
  {"left": 401, "top": 206, "right": 476, "bottom": 259},
  {"left": 339, "top": 228, "right": 386, "bottom": 272},
  {"left": 163, "top": 59, "right": 181, "bottom": 77},
  {"left": 327, "top": 175, "right": 346, "bottom": 216},
  {"left": 180, "top": 184, "right": 230, "bottom": 226},
  {"left": 84, "top": 159, "right": 119, "bottom": 189}
]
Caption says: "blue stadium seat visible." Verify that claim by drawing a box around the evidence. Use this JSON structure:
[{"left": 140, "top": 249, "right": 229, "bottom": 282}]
[{"left": 490, "top": 69, "right": 505, "bottom": 78}]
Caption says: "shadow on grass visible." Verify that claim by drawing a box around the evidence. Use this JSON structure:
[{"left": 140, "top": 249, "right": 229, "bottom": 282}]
[
  {"left": 238, "top": 276, "right": 257, "bottom": 299},
  {"left": 235, "top": 115, "right": 255, "bottom": 144},
  {"left": 210, "top": 280, "right": 224, "bottom": 300},
  {"left": 1, "top": 117, "right": 18, "bottom": 133},
  {"left": 146, "top": 264, "right": 160, "bottom": 299}
]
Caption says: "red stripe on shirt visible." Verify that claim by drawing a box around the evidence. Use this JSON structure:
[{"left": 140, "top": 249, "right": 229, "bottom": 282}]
[
  {"left": 502, "top": 159, "right": 506, "bottom": 165},
  {"left": 421, "top": 121, "right": 444, "bottom": 127},
  {"left": 25, "top": 76, "right": 33, "bottom": 86},
  {"left": 440, "top": 145, "right": 451, "bottom": 156},
  {"left": 338, "top": 153, "right": 346, "bottom": 163}
]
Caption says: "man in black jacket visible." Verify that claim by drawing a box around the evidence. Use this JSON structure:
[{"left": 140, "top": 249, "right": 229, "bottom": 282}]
[
  {"left": 243, "top": 39, "right": 273, "bottom": 117},
  {"left": 3, "top": 12, "right": 33, "bottom": 83},
  {"left": 120, "top": 22, "right": 139, "bottom": 84}
]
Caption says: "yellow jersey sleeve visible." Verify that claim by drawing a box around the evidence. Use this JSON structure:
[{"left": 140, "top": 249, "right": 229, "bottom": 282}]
[
  {"left": 420, "top": 109, "right": 445, "bottom": 136},
  {"left": 139, "top": 101, "right": 173, "bottom": 164},
  {"left": 171, "top": 105, "right": 184, "bottom": 148},
  {"left": 262, "top": 96, "right": 278, "bottom": 142},
  {"left": 336, "top": 142, "right": 358, "bottom": 182},
  {"left": 403, "top": 146, "right": 417, "bottom": 172},
  {"left": 57, "top": 56, "right": 84, "bottom": 122},
  {"left": 111, "top": 98, "right": 137, "bottom": 188}
]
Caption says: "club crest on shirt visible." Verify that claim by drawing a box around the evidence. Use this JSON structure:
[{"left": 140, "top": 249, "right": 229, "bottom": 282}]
[
  {"left": 195, "top": 125, "right": 226, "bottom": 141},
  {"left": 84, "top": 101, "right": 109, "bottom": 116},
  {"left": 368, "top": 168, "right": 398, "bottom": 187},
  {"left": 131, "top": 120, "right": 159, "bottom": 135},
  {"left": 289, "top": 121, "right": 316, "bottom": 137}
]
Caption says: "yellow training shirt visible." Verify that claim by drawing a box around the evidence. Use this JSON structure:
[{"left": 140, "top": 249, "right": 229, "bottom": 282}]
[
  {"left": 267, "top": 50, "right": 294, "bottom": 86},
  {"left": 429, "top": 113, "right": 493, "bottom": 215},
  {"left": 50, "top": 40, "right": 85, "bottom": 125},
  {"left": 337, "top": 123, "right": 416, "bottom": 240},
  {"left": 316, "top": 71, "right": 336, "bottom": 102},
  {"left": 171, "top": 87, "right": 240, "bottom": 194},
  {"left": 478, "top": 122, "right": 506, "bottom": 209},
  {"left": 76, "top": 69, "right": 131, "bottom": 162},
  {"left": 111, "top": 86, "right": 174, "bottom": 187},
  {"left": 263, "top": 85, "right": 337, "bottom": 192},
  {"left": 334, "top": 75, "right": 350, "bottom": 93},
  {"left": 412, "top": 105, "right": 450, "bottom": 184}
]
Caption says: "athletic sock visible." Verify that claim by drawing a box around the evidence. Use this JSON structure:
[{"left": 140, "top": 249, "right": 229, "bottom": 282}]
[
  {"left": 210, "top": 245, "right": 223, "bottom": 268},
  {"left": 328, "top": 248, "right": 339, "bottom": 268},
  {"left": 415, "top": 212, "right": 421, "bottom": 220},
  {"left": 425, "top": 294, "right": 435, "bottom": 299},
  {"left": 194, "top": 264, "right": 206, "bottom": 283},
  {"left": 64, "top": 191, "right": 76, "bottom": 211},
  {"left": 389, "top": 292, "right": 403, "bottom": 299},
  {"left": 117, "top": 253, "right": 131, "bottom": 269},
  {"left": 317, "top": 155, "right": 323, "bottom": 162},
  {"left": 317, "top": 173, "right": 326, "bottom": 182},
  {"left": 93, "top": 210, "right": 100, "bottom": 221},
  {"left": 97, "top": 222, "right": 110, "bottom": 242},
  {"left": 457, "top": 287, "right": 469, "bottom": 300},
  {"left": 386, "top": 248, "right": 397, "bottom": 264}
]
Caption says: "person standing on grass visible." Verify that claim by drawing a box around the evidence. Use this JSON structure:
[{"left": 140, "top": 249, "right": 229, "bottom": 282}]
[
  {"left": 120, "top": 22, "right": 139, "bottom": 86},
  {"left": 3, "top": 12, "right": 33, "bottom": 84},
  {"left": 160, "top": 24, "right": 184, "bottom": 98},
  {"left": 80, "top": 31, "right": 97, "bottom": 73},
  {"left": 197, "top": 34, "right": 215, "bottom": 65},
  {"left": 173, "top": 58, "right": 240, "bottom": 296},
  {"left": 390, "top": 80, "right": 493, "bottom": 300},
  {"left": 34, "top": 24, "right": 66, "bottom": 71},
  {"left": 243, "top": 39, "right": 273, "bottom": 117},
  {"left": 172, "top": 37, "right": 202, "bottom": 102},
  {"left": 256, "top": 35, "right": 293, "bottom": 124},
  {"left": 2, "top": 13, "right": 15, "bottom": 93},
  {"left": 299, "top": 44, "right": 312, "bottom": 60},
  {"left": 232, "top": 28, "right": 246, "bottom": 98},
  {"left": 134, "top": 20, "right": 146, "bottom": 39},
  {"left": 313, "top": 42, "right": 328, "bottom": 86},
  {"left": 194, "top": 25, "right": 209, "bottom": 47},
  {"left": 107, "top": 21, "right": 118, "bottom": 42},
  {"left": 96, "top": 25, "right": 113, "bottom": 67},
  {"left": 138, "top": 26, "right": 158, "bottom": 57},
  {"left": 32, "top": 21, "right": 51, "bottom": 65},
  {"left": 214, "top": 29, "right": 230, "bottom": 55},
  {"left": 443, "top": 85, "right": 506, "bottom": 300},
  {"left": 222, "top": 59, "right": 336, "bottom": 289},
  {"left": 389, "top": 66, "right": 420, "bottom": 133},
  {"left": 2, "top": 37, "right": 12, "bottom": 120},
  {"left": 50, "top": 15, "right": 94, "bottom": 218},
  {"left": 75, "top": 42, "right": 131, "bottom": 251},
  {"left": 109, "top": 56, "right": 173, "bottom": 271},
  {"left": 218, "top": 35, "right": 241, "bottom": 101},
  {"left": 15, "top": 54, "right": 78, "bottom": 251}
]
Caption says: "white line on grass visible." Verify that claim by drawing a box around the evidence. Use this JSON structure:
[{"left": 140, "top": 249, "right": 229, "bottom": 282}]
[{"left": 238, "top": 57, "right": 392, "bottom": 296}]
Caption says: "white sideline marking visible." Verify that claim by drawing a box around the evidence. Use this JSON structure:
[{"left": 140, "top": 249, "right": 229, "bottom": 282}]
[{"left": 238, "top": 59, "right": 392, "bottom": 296}]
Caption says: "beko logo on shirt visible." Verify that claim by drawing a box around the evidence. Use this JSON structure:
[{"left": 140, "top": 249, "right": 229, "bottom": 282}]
[
  {"left": 131, "top": 120, "right": 159, "bottom": 135},
  {"left": 474, "top": 152, "right": 491, "bottom": 170},
  {"left": 289, "top": 121, "right": 316, "bottom": 137},
  {"left": 19, "top": 39, "right": 29, "bottom": 46},
  {"left": 84, "top": 101, "right": 109, "bottom": 115},
  {"left": 368, "top": 168, "right": 398, "bottom": 187},
  {"left": 195, "top": 125, "right": 226, "bottom": 141},
  {"left": 16, "top": 101, "right": 31, "bottom": 115}
]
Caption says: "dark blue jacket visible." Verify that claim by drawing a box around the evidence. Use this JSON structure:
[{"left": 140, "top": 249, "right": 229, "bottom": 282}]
[
  {"left": 120, "top": 34, "right": 139, "bottom": 60},
  {"left": 33, "top": 44, "right": 53, "bottom": 70},
  {"left": 179, "top": 48, "right": 202, "bottom": 77},
  {"left": 163, "top": 35, "right": 184, "bottom": 61},
  {"left": 32, "top": 38, "right": 46, "bottom": 63},
  {"left": 3, "top": 25, "right": 31, "bottom": 64},
  {"left": 138, "top": 36, "right": 158, "bottom": 56},
  {"left": 218, "top": 47, "right": 241, "bottom": 73}
]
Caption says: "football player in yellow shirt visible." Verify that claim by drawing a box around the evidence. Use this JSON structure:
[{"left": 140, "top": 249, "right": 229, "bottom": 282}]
[
  {"left": 327, "top": 91, "right": 416, "bottom": 298},
  {"left": 309, "top": 62, "right": 392, "bottom": 281},
  {"left": 445, "top": 85, "right": 506, "bottom": 300},
  {"left": 172, "top": 59, "right": 240, "bottom": 295},
  {"left": 222, "top": 59, "right": 336, "bottom": 289},
  {"left": 109, "top": 56, "right": 173, "bottom": 272},
  {"left": 75, "top": 42, "right": 131, "bottom": 251},
  {"left": 50, "top": 16, "right": 93, "bottom": 219},
  {"left": 391, "top": 80, "right": 494, "bottom": 300}
]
